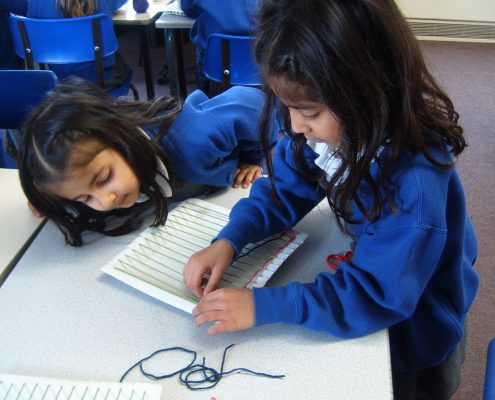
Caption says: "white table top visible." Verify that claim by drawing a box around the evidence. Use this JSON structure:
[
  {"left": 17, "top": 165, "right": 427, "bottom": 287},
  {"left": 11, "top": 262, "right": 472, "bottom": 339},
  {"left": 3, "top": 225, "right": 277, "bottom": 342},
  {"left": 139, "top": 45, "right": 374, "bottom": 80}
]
[
  {"left": 0, "top": 168, "right": 45, "bottom": 284},
  {"left": 113, "top": 0, "right": 174, "bottom": 25},
  {"left": 0, "top": 187, "right": 392, "bottom": 399},
  {"left": 155, "top": 1, "right": 194, "bottom": 29}
]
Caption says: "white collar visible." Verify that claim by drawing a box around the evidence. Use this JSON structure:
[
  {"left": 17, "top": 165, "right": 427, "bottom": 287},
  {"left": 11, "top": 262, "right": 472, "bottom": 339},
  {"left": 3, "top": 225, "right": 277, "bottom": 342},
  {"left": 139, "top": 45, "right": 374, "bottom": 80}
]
[
  {"left": 306, "top": 140, "right": 342, "bottom": 182},
  {"left": 306, "top": 140, "right": 384, "bottom": 183}
]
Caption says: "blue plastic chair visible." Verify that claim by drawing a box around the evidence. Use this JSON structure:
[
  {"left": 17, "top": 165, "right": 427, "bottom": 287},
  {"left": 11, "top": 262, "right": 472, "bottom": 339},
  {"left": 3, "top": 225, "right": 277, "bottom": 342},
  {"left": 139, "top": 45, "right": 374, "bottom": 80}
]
[
  {"left": 484, "top": 337, "right": 495, "bottom": 400},
  {"left": 9, "top": 13, "right": 138, "bottom": 99},
  {"left": 203, "top": 33, "right": 261, "bottom": 92},
  {"left": 0, "top": 70, "right": 58, "bottom": 168},
  {"left": 0, "top": 70, "right": 58, "bottom": 129}
]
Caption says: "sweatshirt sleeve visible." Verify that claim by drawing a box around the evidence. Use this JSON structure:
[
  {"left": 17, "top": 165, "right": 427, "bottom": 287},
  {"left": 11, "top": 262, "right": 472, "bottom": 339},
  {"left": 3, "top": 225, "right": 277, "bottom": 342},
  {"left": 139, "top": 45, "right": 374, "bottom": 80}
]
[
  {"left": 205, "top": 86, "right": 279, "bottom": 166},
  {"left": 253, "top": 219, "right": 450, "bottom": 337},
  {"left": 181, "top": 0, "right": 201, "bottom": 17},
  {"left": 217, "top": 134, "right": 326, "bottom": 252},
  {"left": 163, "top": 87, "right": 278, "bottom": 186}
]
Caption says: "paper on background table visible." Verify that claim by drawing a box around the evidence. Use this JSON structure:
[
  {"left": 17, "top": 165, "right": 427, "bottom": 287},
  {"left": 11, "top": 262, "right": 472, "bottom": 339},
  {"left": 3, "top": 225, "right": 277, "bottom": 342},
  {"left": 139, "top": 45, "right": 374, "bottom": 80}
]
[
  {"left": 159, "top": 0, "right": 185, "bottom": 16},
  {"left": 0, "top": 374, "right": 161, "bottom": 400},
  {"left": 102, "top": 198, "right": 307, "bottom": 314}
]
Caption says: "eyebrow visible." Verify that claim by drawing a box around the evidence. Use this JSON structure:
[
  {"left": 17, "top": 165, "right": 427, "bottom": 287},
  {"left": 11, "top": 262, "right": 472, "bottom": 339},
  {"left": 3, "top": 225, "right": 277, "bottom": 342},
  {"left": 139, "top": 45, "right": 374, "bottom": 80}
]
[{"left": 284, "top": 102, "right": 321, "bottom": 110}]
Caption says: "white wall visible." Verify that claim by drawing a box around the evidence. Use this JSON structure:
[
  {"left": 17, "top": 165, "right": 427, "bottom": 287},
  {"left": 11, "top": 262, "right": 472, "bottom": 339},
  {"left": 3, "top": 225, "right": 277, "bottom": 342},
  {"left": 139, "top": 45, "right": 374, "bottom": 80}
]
[{"left": 395, "top": 0, "right": 495, "bottom": 22}]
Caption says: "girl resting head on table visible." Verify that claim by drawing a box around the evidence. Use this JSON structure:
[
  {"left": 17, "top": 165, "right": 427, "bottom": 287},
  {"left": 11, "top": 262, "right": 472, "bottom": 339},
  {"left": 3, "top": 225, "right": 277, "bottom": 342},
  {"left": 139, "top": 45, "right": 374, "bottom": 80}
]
[
  {"left": 183, "top": 0, "right": 479, "bottom": 399},
  {"left": 18, "top": 78, "right": 279, "bottom": 246}
]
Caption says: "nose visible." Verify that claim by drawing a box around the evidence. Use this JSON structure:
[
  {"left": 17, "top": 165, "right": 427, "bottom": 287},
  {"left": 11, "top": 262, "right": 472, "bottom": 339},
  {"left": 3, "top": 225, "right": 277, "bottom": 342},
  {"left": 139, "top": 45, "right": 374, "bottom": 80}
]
[
  {"left": 93, "top": 189, "right": 117, "bottom": 211},
  {"left": 289, "top": 108, "right": 308, "bottom": 135}
]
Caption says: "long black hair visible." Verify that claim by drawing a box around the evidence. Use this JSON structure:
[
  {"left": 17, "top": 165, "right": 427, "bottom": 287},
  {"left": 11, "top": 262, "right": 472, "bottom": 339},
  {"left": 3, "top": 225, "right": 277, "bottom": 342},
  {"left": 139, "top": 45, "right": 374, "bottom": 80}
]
[
  {"left": 18, "top": 78, "right": 181, "bottom": 246},
  {"left": 255, "top": 0, "right": 466, "bottom": 230}
]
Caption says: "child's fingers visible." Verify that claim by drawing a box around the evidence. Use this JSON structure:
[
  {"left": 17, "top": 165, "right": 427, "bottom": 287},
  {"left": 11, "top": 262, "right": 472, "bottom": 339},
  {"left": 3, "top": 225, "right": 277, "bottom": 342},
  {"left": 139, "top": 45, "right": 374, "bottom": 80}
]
[
  {"left": 233, "top": 165, "right": 262, "bottom": 188},
  {"left": 183, "top": 262, "right": 208, "bottom": 298},
  {"left": 192, "top": 288, "right": 255, "bottom": 335},
  {"left": 233, "top": 168, "right": 248, "bottom": 188},
  {"left": 207, "top": 321, "right": 229, "bottom": 335},
  {"left": 203, "top": 265, "right": 225, "bottom": 296},
  {"left": 184, "top": 240, "right": 234, "bottom": 298},
  {"left": 187, "top": 273, "right": 205, "bottom": 298},
  {"left": 193, "top": 309, "right": 223, "bottom": 328},
  {"left": 246, "top": 166, "right": 262, "bottom": 182}
]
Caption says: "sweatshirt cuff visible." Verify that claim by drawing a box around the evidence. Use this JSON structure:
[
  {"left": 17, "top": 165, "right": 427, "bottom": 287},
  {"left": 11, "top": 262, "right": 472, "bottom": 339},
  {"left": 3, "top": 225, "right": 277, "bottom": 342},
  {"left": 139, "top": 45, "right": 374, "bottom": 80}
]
[
  {"left": 216, "top": 215, "right": 260, "bottom": 254},
  {"left": 253, "top": 285, "right": 298, "bottom": 326}
]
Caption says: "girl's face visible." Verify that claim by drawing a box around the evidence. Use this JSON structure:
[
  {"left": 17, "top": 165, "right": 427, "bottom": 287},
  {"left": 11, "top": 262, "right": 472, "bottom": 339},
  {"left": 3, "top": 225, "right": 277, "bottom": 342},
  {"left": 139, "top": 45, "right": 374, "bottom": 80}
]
[
  {"left": 272, "top": 81, "right": 343, "bottom": 148},
  {"left": 48, "top": 148, "right": 140, "bottom": 212},
  {"left": 286, "top": 100, "right": 343, "bottom": 148}
]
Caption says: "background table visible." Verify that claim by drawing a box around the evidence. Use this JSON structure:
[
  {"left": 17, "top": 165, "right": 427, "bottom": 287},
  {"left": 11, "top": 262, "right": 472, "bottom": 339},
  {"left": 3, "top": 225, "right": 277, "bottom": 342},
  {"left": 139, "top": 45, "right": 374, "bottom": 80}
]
[
  {"left": 155, "top": 4, "right": 194, "bottom": 99},
  {"left": 0, "top": 168, "right": 45, "bottom": 285},
  {"left": 0, "top": 187, "right": 393, "bottom": 399},
  {"left": 113, "top": 0, "right": 176, "bottom": 100}
]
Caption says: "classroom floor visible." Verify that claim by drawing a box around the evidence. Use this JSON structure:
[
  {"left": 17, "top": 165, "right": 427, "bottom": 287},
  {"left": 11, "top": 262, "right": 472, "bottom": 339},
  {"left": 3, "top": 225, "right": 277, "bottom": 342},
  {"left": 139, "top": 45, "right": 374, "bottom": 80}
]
[
  {"left": 116, "top": 27, "right": 198, "bottom": 100},
  {"left": 118, "top": 30, "right": 495, "bottom": 400}
]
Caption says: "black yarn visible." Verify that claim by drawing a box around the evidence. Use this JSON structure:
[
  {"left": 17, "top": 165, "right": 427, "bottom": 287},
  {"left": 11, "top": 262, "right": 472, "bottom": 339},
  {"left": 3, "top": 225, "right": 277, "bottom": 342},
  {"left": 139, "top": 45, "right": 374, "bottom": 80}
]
[
  {"left": 232, "top": 232, "right": 286, "bottom": 263},
  {"left": 120, "top": 344, "right": 285, "bottom": 391}
]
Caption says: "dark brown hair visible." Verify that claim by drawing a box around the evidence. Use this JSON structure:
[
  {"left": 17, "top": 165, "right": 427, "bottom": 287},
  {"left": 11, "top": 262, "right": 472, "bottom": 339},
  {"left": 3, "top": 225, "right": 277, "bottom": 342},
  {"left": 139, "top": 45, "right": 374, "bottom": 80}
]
[
  {"left": 18, "top": 78, "right": 181, "bottom": 245},
  {"left": 59, "top": 0, "right": 96, "bottom": 17},
  {"left": 255, "top": 0, "right": 466, "bottom": 229}
]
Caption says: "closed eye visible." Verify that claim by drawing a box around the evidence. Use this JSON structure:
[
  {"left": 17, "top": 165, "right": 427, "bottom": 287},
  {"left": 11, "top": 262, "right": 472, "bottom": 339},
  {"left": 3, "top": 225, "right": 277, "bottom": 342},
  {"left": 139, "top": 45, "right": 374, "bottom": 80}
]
[
  {"left": 75, "top": 195, "right": 91, "bottom": 204},
  {"left": 97, "top": 168, "right": 112, "bottom": 185},
  {"left": 302, "top": 113, "right": 318, "bottom": 121}
]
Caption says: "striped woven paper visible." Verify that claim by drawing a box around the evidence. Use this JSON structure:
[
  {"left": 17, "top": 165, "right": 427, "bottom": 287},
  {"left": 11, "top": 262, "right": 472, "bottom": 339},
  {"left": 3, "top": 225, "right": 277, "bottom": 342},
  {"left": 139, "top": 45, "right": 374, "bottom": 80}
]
[
  {"left": 0, "top": 374, "right": 161, "bottom": 400},
  {"left": 102, "top": 198, "right": 307, "bottom": 313}
]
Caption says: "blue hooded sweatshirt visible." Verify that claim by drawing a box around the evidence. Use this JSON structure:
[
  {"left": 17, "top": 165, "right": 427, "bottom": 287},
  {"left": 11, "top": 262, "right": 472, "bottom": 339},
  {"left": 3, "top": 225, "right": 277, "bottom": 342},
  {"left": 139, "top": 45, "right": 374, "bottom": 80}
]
[
  {"left": 217, "top": 134, "right": 479, "bottom": 371},
  {"left": 145, "top": 86, "right": 279, "bottom": 187}
]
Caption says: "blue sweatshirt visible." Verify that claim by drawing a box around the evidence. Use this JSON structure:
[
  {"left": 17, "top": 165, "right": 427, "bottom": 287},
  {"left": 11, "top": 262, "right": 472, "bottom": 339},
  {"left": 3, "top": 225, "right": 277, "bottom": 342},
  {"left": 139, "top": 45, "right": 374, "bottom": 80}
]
[
  {"left": 217, "top": 134, "right": 479, "bottom": 371},
  {"left": 145, "top": 86, "right": 279, "bottom": 187},
  {"left": 181, "top": 0, "right": 257, "bottom": 51}
]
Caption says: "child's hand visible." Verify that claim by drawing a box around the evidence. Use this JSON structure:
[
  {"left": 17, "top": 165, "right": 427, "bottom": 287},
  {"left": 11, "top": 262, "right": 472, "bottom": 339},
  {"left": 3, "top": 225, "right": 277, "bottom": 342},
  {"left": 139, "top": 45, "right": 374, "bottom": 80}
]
[
  {"left": 192, "top": 288, "right": 255, "bottom": 335},
  {"left": 233, "top": 164, "right": 263, "bottom": 188},
  {"left": 27, "top": 201, "right": 44, "bottom": 218},
  {"left": 183, "top": 239, "right": 235, "bottom": 298}
]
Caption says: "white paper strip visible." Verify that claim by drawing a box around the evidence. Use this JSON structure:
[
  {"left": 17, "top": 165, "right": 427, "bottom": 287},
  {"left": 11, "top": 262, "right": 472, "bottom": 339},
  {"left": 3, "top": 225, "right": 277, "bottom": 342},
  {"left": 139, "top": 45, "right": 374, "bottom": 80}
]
[
  {"left": 0, "top": 374, "right": 161, "bottom": 400},
  {"left": 102, "top": 198, "right": 307, "bottom": 314}
]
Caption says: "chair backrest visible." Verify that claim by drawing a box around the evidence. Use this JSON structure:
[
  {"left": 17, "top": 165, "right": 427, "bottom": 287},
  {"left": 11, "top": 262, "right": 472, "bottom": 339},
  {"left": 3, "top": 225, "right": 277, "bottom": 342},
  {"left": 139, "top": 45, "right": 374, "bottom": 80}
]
[
  {"left": 0, "top": 70, "right": 58, "bottom": 129},
  {"left": 9, "top": 13, "right": 118, "bottom": 88},
  {"left": 203, "top": 33, "right": 261, "bottom": 91}
]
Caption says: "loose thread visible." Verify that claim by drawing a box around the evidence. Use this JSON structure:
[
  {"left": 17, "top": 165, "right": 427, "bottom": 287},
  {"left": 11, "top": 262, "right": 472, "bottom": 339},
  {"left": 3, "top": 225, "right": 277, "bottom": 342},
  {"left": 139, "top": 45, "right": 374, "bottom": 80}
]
[
  {"left": 232, "top": 232, "right": 287, "bottom": 263},
  {"left": 119, "top": 346, "right": 196, "bottom": 382},
  {"left": 236, "top": 231, "right": 296, "bottom": 289},
  {"left": 120, "top": 344, "right": 285, "bottom": 391}
]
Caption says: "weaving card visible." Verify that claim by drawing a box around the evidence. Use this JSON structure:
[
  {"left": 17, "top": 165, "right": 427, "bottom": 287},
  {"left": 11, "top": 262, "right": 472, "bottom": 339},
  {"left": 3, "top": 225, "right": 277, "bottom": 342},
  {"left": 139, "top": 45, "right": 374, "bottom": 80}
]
[
  {"left": 101, "top": 198, "right": 307, "bottom": 313},
  {"left": 0, "top": 374, "right": 161, "bottom": 400}
]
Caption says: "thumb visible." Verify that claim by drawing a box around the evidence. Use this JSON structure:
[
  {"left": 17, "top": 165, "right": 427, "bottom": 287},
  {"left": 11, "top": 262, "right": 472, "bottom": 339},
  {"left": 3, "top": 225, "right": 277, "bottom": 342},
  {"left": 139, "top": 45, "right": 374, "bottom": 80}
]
[{"left": 203, "top": 264, "right": 226, "bottom": 296}]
